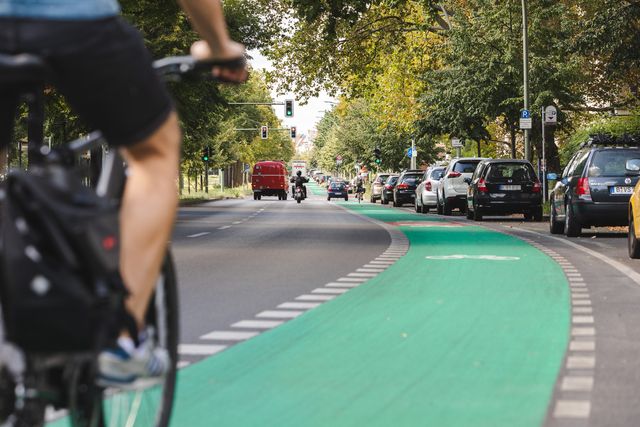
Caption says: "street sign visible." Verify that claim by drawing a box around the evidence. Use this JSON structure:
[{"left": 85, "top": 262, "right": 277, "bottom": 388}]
[
  {"left": 547, "top": 173, "right": 558, "bottom": 180},
  {"left": 519, "top": 118, "right": 532, "bottom": 129},
  {"left": 520, "top": 109, "right": 531, "bottom": 119},
  {"left": 544, "top": 106, "right": 558, "bottom": 124},
  {"left": 336, "top": 155, "right": 343, "bottom": 165},
  {"left": 407, "top": 147, "right": 413, "bottom": 158},
  {"left": 412, "top": 148, "right": 417, "bottom": 158},
  {"left": 451, "top": 138, "right": 463, "bottom": 148}
]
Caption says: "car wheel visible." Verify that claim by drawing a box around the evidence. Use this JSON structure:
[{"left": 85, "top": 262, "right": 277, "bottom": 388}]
[
  {"left": 392, "top": 198, "right": 399, "bottom": 207},
  {"left": 382, "top": 195, "right": 388, "bottom": 205},
  {"left": 436, "top": 196, "right": 443, "bottom": 215},
  {"left": 533, "top": 206, "right": 543, "bottom": 222},
  {"left": 524, "top": 211, "right": 533, "bottom": 221},
  {"left": 344, "top": 196, "right": 348, "bottom": 201},
  {"left": 564, "top": 202, "right": 581, "bottom": 237},
  {"left": 415, "top": 201, "right": 421, "bottom": 213},
  {"left": 472, "top": 202, "right": 483, "bottom": 221},
  {"left": 423, "top": 206, "right": 430, "bottom": 214},
  {"left": 370, "top": 196, "right": 375, "bottom": 203},
  {"left": 327, "top": 196, "right": 330, "bottom": 201},
  {"left": 629, "top": 214, "right": 640, "bottom": 259},
  {"left": 253, "top": 193, "right": 258, "bottom": 200},
  {"left": 549, "top": 202, "right": 564, "bottom": 234},
  {"left": 443, "top": 197, "right": 452, "bottom": 216},
  {"left": 466, "top": 207, "right": 473, "bottom": 220}
]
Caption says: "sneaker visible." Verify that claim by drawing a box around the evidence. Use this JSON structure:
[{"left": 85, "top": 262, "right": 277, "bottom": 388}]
[{"left": 97, "top": 333, "right": 170, "bottom": 387}]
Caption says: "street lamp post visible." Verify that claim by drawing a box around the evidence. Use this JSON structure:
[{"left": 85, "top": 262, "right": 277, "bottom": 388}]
[{"left": 522, "top": 0, "right": 531, "bottom": 161}]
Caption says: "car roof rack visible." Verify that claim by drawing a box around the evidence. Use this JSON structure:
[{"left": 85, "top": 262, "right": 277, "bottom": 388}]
[{"left": 580, "top": 133, "right": 640, "bottom": 148}]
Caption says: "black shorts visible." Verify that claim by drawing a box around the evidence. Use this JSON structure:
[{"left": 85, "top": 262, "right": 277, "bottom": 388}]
[{"left": 0, "top": 17, "right": 173, "bottom": 148}]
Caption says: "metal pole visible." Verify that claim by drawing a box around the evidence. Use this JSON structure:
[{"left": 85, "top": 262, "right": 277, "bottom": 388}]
[
  {"left": 522, "top": 0, "right": 531, "bottom": 161},
  {"left": 456, "top": 147, "right": 461, "bottom": 158},
  {"left": 411, "top": 139, "right": 416, "bottom": 169},
  {"left": 541, "top": 106, "right": 546, "bottom": 199}
]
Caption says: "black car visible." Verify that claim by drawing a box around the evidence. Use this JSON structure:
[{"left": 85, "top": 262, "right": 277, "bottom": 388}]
[
  {"left": 392, "top": 170, "right": 423, "bottom": 207},
  {"left": 381, "top": 175, "right": 399, "bottom": 205},
  {"left": 327, "top": 181, "right": 348, "bottom": 201},
  {"left": 549, "top": 135, "right": 640, "bottom": 236},
  {"left": 465, "top": 159, "right": 542, "bottom": 221}
]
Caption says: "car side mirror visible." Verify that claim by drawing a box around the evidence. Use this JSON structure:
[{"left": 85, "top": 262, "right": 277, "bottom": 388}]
[
  {"left": 626, "top": 159, "right": 640, "bottom": 176},
  {"left": 463, "top": 177, "right": 472, "bottom": 184}
]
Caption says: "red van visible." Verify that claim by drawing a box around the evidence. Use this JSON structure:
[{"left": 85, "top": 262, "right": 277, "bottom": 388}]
[{"left": 251, "top": 161, "right": 289, "bottom": 200}]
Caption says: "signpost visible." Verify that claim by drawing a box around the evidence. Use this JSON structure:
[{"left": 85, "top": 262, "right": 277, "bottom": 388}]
[
  {"left": 519, "top": 109, "right": 532, "bottom": 130},
  {"left": 451, "top": 137, "right": 463, "bottom": 158},
  {"left": 541, "top": 105, "right": 558, "bottom": 199}
]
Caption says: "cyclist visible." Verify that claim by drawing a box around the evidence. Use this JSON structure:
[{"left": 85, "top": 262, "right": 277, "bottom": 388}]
[
  {"left": 0, "top": 0, "right": 248, "bottom": 385},
  {"left": 355, "top": 175, "right": 365, "bottom": 201}
]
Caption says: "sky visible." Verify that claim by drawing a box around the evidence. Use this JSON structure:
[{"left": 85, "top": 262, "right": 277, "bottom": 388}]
[{"left": 248, "top": 49, "right": 337, "bottom": 142}]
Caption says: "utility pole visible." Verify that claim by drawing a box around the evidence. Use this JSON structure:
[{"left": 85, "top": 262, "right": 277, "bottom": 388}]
[
  {"left": 410, "top": 139, "right": 416, "bottom": 169},
  {"left": 522, "top": 0, "right": 531, "bottom": 161}
]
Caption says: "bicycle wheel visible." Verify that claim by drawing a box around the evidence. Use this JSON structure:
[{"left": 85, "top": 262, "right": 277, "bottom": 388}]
[{"left": 67, "top": 252, "right": 179, "bottom": 427}]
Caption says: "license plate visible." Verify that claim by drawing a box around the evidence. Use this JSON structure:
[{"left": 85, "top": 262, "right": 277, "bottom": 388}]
[
  {"left": 611, "top": 186, "right": 633, "bottom": 194},
  {"left": 499, "top": 185, "right": 521, "bottom": 191},
  {"left": 334, "top": 192, "right": 343, "bottom": 195}
]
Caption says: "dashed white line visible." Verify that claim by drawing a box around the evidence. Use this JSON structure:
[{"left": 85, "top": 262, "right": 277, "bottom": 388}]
[
  {"left": 554, "top": 400, "right": 591, "bottom": 418},
  {"left": 570, "top": 340, "right": 596, "bottom": 351},
  {"left": 561, "top": 376, "right": 594, "bottom": 392},
  {"left": 232, "top": 320, "right": 283, "bottom": 329},
  {"left": 187, "top": 232, "right": 210, "bottom": 238},
  {"left": 256, "top": 310, "right": 303, "bottom": 319},
  {"left": 200, "top": 331, "right": 259, "bottom": 341},
  {"left": 326, "top": 282, "right": 360, "bottom": 288},
  {"left": 348, "top": 272, "right": 377, "bottom": 278},
  {"left": 356, "top": 268, "right": 385, "bottom": 273},
  {"left": 278, "top": 302, "right": 321, "bottom": 310},
  {"left": 337, "top": 277, "right": 367, "bottom": 282},
  {"left": 179, "top": 344, "right": 227, "bottom": 356},
  {"left": 312, "top": 288, "right": 348, "bottom": 294},
  {"left": 572, "top": 316, "right": 594, "bottom": 324},
  {"left": 572, "top": 327, "right": 596, "bottom": 336},
  {"left": 218, "top": 225, "right": 231, "bottom": 230},
  {"left": 566, "top": 356, "right": 596, "bottom": 369},
  {"left": 296, "top": 294, "right": 336, "bottom": 301}
]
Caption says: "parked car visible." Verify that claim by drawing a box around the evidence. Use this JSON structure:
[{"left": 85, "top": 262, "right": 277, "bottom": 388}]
[
  {"left": 381, "top": 175, "right": 399, "bottom": 205},
  {"left": 465, "top": 159, "right": 542, "bottom": 221},
  {"left": 550, "top": 135, "right": 640, "bottom": 237},
  {"left": 627, "top": 158, "right": 640, "bottom": 258},
  {"left": 327, "top": 181, "right": 349, "bottom": 201},
  {"left": 437, "top": 158, "right": 485, "bottom": 215},
  {"left": 415, "top": 166, "right": 446, "bottom": 213},
  {"left": 393, "top": 170, "right": 424, "bottom": 207},
  {"left": 370, "top": 173, "right": 391, "bottom": 203},
  {"left": 251, "top": 160, "right": 289, "bottom": 200}
]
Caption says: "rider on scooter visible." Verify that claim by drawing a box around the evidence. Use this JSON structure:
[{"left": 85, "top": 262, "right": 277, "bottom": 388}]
[{"left": 290, "top": 170, "right": 308, "bottom": 199}]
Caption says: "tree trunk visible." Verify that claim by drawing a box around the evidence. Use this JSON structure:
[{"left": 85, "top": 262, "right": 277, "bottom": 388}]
[{"left": 510, "top": 126, "right": 517, "bottom": 159}]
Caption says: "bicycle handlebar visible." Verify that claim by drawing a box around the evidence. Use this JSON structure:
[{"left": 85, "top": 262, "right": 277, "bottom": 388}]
[{"left": 153, "top": 55, "right": 246, "bottom": 82}]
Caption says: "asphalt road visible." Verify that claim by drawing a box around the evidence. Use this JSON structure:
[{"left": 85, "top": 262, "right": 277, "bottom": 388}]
[{"left": 171, "top": 194, "right": 390, "bottom": 365}]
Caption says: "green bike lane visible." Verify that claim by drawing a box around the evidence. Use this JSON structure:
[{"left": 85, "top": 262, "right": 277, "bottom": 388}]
[{"left": 167, "top": 198, "right": 570, "bottom": 427}]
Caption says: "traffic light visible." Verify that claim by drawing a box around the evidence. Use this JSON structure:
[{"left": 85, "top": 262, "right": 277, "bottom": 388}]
[
  {"left": 374, "top": 147, "right": 381, "bottom": 165},
  {"left": 201, "top": 146, "right": 210, "bottom": 162},
  {"left": 290, "top": 126, "right": 297, "bottom": 138},
  {"left": 285, "top": 99, "right": 294, "bottom": 118},
  {"left": 261, "top": 125, "right": 268, "bottom": 139}
]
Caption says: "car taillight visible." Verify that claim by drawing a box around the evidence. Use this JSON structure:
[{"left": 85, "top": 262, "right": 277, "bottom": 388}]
[
  {"left": 532, "top": 181, "right": 541, "bottom": 193},
  {"left": 425, "top": 182, "right": 432, "bottom": 191},
  {"left": 576, "top": 177, "right": 591, "bottom": 200},
  {"left": 448, "top": 171, "right": 461, "bottom": 178},
  {"left": 477, "top": 178, "right": 488, "bottom": 192},
  {"left": 384, "top": 184, "right": 393, "bottom": 189},
  {"left": 396, "top": 183, "right": 409, "bottom": 189}
]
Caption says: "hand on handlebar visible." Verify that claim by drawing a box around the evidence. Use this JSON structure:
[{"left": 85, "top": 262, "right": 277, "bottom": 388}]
[{"left": 191, "top": 40, "right": 249, "bottom": 84}]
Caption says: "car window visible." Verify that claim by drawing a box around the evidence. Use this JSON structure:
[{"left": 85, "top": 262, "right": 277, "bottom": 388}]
[
  {"left": 387, "top": 176, "right": 399, "bottom": 185},
  {"left": 588, "top": 149, "right": 640, "bottom": 177},
  {"left": 486, "top": 163, "right": 534, "bottom": 181},
  {"left": 565, "top": 150, "right": 588, "bottom": 177},
  {"left": 401, "top": 174, "right": 422, "bottom": 184},
  {"left": 430, "top": 168, "right": 444, "bottom": 179},
  {"left": 453, "top": 161, "right": 480, "bottom": 174},
  {"left": 473, "top": 163, "right": 486, "bottom": 180}
]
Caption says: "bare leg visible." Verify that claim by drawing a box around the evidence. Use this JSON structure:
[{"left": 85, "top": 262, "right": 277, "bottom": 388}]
[{"left": 119, "top": 112, "right": 181, "bottom": 329}]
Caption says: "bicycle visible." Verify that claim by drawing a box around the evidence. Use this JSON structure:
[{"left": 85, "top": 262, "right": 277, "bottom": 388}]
[
  {"left": 356, "top": 187, "right": 364, "bottom": 204},
  {"left": 0, "top": 54, "right": 228, "bottom": 427}
]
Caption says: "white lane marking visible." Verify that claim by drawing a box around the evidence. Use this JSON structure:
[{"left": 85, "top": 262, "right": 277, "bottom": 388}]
[
  {"left": 572, "top": 327, "right": 596, "bottom": 336},
  {"left": 177, "top": 361, "right": 191, "bottom": 369},
  {"left": 566, "top": 273, "right": 582, "bottom": 277},
  {"left": 312, "top": 288, "right": 348, "bottom": 294},
  {"left": 573, "top": 307, "right": 593, "bottom": 314},
  {"left": 348, "top": 272, "right": 377, "bottom": 278},
  {"left": 363, "top": 264, "right": 387, "bottom": 269},
  {"left": 326, "top": 282, "right": 360, "bottom": 288},
  {"left": 256, "top": 310, "right": 303, "bottom": 319},
  {"left": 569, "top": 277, "right": 585, "bottom": 282},
  {"left": 566, "top": 356, "right": 596, "bottom": 369},
  {"left": 571, "top": 293, "right": 590, "bottom": 299},
  {"left": 564, "top": 269, "right": 579, "bottom": 273},
  {"left": 372, "top": 260, "right": 395, "bottom": 264},
  {"left": 337, "top": 277, "right": 367, "bottom": 282},
  {"left": 573, "top": 300, "right": 592, "bottom": 306},
  {"left": 554, "top": 400, "right": 591, "bottom": 418},
  {"left": 178, "top": 344, "right": 227, "bottom": 356},
  {"left": 187, "top": 232, "right": 210, "bottom": 238},
  {"left": 200, "top": 331, "right": 259, "bottom": 341},
  {"left": 561, "top": 376, "right": 594, "bottom": 392},
  {"left": 425, "top": 255, "right": 520, "bottom": 261},
  {"left": 356, "top": 268, "right": 385, "bottom": 273},
  {"left": 570, "top": 282, "right": 587, "bottom": 288},
  {"left": 232, "top": 320, "right": 283, "bottom": 329},
  {"left": 513, "top": 226, "right": 640, "bottom": 286},
  {"left": 218, "top": 225, "right": 231, "bottom": 230},
  {"left": 232, "top": 221, "right": 242, "bottom": 225},
  {"left": 278, "top": 302, "right": 321, "bottom": 310},
  {"left": 570, "top": 341, "right": 596, "bottom": 351},
  {"left": 573, "top": 316, "right": 594, "bottom": 324},
  {"left": 296, "top": 294, "right": 336, "bottom": 301}
]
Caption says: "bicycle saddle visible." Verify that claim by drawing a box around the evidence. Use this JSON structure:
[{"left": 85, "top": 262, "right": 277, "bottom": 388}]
[{"left": 0, "top": 53, "right": 48, "bottom": 85}]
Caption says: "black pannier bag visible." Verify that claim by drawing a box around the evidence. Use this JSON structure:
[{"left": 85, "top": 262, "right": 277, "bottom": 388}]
[{"left": 0, "top": 164, "right": 127, "bottom": 352}]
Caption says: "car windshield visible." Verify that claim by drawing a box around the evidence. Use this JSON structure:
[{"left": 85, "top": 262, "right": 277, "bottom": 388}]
[
  {"left": 401, "top": 174, "right": 422, "bottom": 184},
  {"left": 588, "top": 149, "right": 640, "bottom": 177},
  {"left": 330, "top": 183, "right": 343, "bottom": 189},
  {"left": 377, "top": 175, "right": 390, "bottom": 184},
  {"left": 453, "top": 161, "right": 480, "bottom": 174},
  {"left": 430, "top": 169, "right": 444, "bottom": 179},
  {"left": 486, "top": 163, "right": 534, "bottom": 181}
]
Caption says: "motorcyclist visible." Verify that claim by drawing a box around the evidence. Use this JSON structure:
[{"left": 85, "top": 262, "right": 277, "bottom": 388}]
[{"left": 290, "top": 170, "right": 308, "bottom": 199}]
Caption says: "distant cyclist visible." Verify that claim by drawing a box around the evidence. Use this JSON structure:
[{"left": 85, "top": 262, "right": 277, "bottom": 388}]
[
  {"left": 0, "top": 0, "right": 248, "bottom": 385},
  {"left": 355, "top": 175, "right": 365, "bottom": 201}
]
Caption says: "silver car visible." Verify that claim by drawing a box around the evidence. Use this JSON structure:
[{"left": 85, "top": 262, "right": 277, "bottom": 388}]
[
  {"left": 437, "top": 157, "right": 486, "bottom": 215},
  {"left": 415, "top": 166, "right": 446, "bottom": 213},
  {"left": 369, "top": 173, "right": 391, "bottom": 203}
]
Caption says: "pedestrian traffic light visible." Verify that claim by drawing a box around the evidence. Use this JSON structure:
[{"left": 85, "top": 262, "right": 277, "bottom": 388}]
[
  {"left": 374, "top": 147, "right": 381, "bottom": 165},
  {"left": 290, "top": 126, "right": 297, "bottom": 138},
  {"left": 201, "top": 146, "right": 210, "bottom": 162},
  {"left": 285, "top": 100, "right": 294, "bottom": 118},
  {"left": 261, "top": 125, "right": 268, "bottom": 139}
]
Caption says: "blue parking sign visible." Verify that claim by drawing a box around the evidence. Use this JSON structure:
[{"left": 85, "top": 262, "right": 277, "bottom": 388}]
[{"left": 520, "top": 109, "right": 531, "bottom": 119}]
